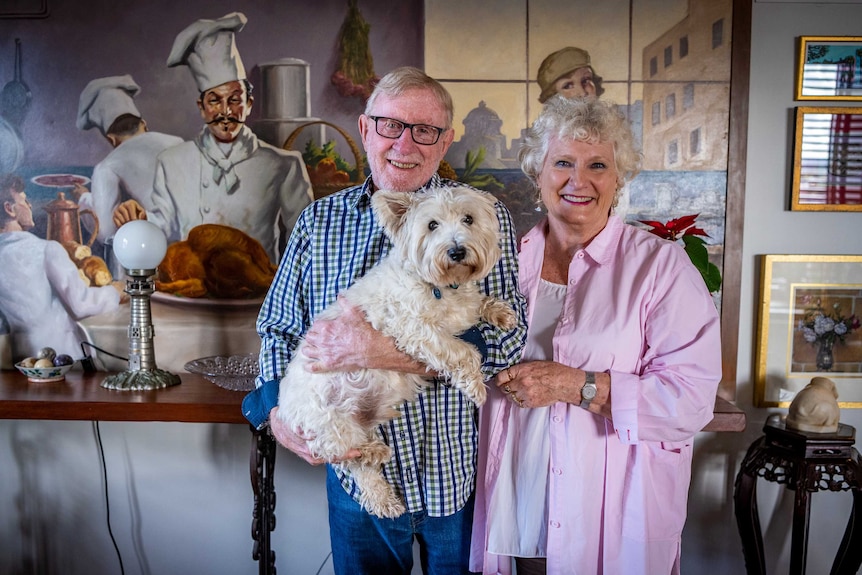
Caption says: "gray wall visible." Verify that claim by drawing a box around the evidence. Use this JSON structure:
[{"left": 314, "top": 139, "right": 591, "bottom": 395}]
[
  {"left": 683, "top": 2, "right": 862, "bottom": 574},
  {"left": 3, "top": 1, "right": 862, "bottom": 574}
]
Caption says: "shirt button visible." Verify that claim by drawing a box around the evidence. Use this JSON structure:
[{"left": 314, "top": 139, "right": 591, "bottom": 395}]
[
  {"left": 577, "top": 252, "right": 584, "bottom": 259},
  {"left": 553, "top": 416, "right": 562, "bottom": 423},
  {"left": 550, "top": 520, "right": 561, "bottom": 528},
  {"left": 552, "top": 467, "right": 563, "bottom": 475},
  {"left": 202, "top": 205, "right": 211, "bottom": 214},
  {"left": 202, "top": 180, "right": 209, "bottom": 188}
]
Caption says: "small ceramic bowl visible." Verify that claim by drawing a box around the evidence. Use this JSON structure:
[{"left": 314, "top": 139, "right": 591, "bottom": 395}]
[{"left": 15, "top": 361, "right": 74, "bottom": 382}]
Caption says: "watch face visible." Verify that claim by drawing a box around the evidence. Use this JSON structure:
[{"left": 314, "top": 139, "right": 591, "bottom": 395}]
[{"left": 583, "top": 385, "right": 596, "bottom": 400}]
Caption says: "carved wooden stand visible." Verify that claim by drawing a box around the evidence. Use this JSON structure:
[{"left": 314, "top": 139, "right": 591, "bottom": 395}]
[
  {"left": 251, "top": 427, "right": 277, "bottom": 575},
  {"left": 734, "top": 418, "right": 862, "bottom": 575}
]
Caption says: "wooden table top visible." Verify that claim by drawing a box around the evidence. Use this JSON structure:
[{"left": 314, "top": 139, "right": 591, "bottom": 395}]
[
  {"left": 708, "top": 396, "right": 746, "bottom": 432},
  {"left": 0, "top": 369, "right": 745, "bottom": 431},
  {"left": 0, "top": 369, "right": 248, "bottom": 424}
]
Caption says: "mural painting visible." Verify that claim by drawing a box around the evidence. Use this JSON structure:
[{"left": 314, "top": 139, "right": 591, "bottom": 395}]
[{"left": 0, "top": 0, "right": 734, "bottom": 376}]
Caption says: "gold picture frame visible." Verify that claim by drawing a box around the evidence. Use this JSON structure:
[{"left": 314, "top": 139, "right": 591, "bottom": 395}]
[
  {"left": 754, "top": 254, "right": 862, "bottom": 408},
  {"left": 791, "top": 106, "right": 862, "bottom": 211},
  {"left": 796, "top": 36, "right": 862, "bottom": 101}
]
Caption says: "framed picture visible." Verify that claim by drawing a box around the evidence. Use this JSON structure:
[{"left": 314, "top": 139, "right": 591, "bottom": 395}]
[
  {"left": 791, "top": 106, "right": 862, "bottom": 211},
  {"left": 796, "top": 36, "right": 862, "bottom": 101},
  {"left": 754, "top": 254, "right": 862, "bottom": 408}
]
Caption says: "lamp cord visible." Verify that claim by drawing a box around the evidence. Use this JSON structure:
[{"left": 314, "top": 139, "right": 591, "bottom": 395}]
[
  {"left": 81, "top": 341, "right": 128, "bottom": 362},
  {"left": 92, "top": 421, "right": 126, "bottom": 575}
]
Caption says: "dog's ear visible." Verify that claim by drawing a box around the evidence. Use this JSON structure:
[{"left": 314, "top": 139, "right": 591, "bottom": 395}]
[{"left": 372, "top": 190, "right": 414, "bottom": 236}]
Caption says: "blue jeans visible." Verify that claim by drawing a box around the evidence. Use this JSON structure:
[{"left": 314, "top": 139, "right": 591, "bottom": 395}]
[{"left": 326, "top": 465, "right": 477, "bottom": 574}]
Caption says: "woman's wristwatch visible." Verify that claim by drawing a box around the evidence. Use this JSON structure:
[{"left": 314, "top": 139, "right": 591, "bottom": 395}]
[{"left": 580, "top": 371, "right": 597, "bottom": 409}]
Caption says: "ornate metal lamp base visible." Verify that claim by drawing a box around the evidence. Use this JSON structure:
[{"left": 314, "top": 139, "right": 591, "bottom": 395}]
[{"left": 102, "top": 369, "right": 181, "bottom": 391}]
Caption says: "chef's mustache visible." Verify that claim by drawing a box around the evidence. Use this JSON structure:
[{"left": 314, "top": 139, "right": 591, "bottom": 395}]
[{"left": 206, "top": 115, "right": 245, "bottom": 125}]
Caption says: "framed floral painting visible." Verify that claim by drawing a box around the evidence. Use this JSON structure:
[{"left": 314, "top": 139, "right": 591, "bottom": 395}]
[{"left": 754, "top": 254, "right": 862, "bottom": 407}]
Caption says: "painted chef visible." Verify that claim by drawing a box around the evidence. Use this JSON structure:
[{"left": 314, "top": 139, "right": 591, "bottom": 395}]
[
  {"left": 112, "top": 12, "right": 312, "bottom": 264},
  {"left": 74, "top": 74, "right": 183, "bottom": 275}
]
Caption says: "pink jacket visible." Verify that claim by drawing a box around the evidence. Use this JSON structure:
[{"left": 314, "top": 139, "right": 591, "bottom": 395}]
[{"left": 470, "top": 216, "right": 722, "bottom": 575}]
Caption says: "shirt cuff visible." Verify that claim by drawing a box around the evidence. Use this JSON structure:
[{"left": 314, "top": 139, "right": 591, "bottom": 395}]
[
  {"left": 609, "top": 370, "right": 639, "bottom": 445},
  {"left": 242, "top": 379, "right": 280, "bottom": 430}
]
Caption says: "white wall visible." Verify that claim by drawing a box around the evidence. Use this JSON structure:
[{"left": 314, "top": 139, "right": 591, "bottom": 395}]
[
  {"left": 683, "top": 2, "right": 862, "bottom": 574},
  {"left": 3, "top": 2, "right": 862, "bottom": 574}
]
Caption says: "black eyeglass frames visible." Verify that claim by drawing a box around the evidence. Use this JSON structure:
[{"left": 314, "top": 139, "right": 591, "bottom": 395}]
[{"left": 367, "top": 115, "right": 446, "bottom": 145}]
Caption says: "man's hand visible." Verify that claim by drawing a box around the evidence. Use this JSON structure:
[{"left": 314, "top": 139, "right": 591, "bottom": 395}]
[
  {"left": 268, "top": 406, "right": 361, "bottom": 465},
  {"left": 301, "top": 298, "right": 428, "bottom": 375},
  {"left": 112, "top": 199, "right": 147, "bottom": 228}
]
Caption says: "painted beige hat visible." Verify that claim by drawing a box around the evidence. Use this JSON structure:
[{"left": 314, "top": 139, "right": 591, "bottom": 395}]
[
  {"left": 167, "top": 12, "right": 247, "bottom": 93},
  {"left": 537, "top": 46, "right": 592, "bottom": 103},
  {"left": 76, "top": 75, "right": 141, "bottom": 135}
]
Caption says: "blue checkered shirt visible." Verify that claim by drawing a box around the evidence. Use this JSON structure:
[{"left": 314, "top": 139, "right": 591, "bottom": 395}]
[{"left": 247, "top": 174, "right": 527, "bottom": 517}]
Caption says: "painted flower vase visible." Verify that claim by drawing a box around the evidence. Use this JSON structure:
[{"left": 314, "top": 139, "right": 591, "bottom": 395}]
[{"left": 816, "top": 338, "right": 835, "bottom": 372}]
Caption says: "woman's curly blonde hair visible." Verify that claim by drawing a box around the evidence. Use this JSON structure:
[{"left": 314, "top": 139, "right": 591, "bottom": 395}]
[{"left": 519, "top": 96, "right": 642, "bottom": 203}]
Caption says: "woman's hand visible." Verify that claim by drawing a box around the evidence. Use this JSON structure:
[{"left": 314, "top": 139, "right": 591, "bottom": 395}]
[
  {"left": 495, "top": 360, "right": 583, "bottom": 408},
  {"left": 268, "top": 406, "right": 361, "bottom": 465}
]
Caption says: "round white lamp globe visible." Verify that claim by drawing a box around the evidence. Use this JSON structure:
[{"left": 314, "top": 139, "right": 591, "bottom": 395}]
[{"left": 113, "top": 220, "right": 167, "bottom": 270}]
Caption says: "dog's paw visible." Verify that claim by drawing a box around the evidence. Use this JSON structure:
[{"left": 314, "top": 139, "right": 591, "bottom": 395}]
[
  {"left": 361, "top": 489, "right": 406, "bottom": 519},
  {"left": 360, "top": 442, "right": 393, "bottom": 466},
  {"left": 482, "top": 299, "right": 518, "bottom": 331},
  {"left": 462, "top": 378, "right": 487, "bottom": 406}
]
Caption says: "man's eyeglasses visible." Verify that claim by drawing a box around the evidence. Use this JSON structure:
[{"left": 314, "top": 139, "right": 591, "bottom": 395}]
[{"left": 368, "top": 115, "right": 446, "bottom": 145}]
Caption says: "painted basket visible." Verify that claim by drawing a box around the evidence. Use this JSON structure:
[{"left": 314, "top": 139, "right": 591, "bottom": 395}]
[{"left": 283, "top": 120, "right": 365, "bottom": 200}]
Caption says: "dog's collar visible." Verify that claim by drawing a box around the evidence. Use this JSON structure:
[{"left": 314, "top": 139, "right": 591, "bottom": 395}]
[{"left": 432, "top": 284, "right": 460, "bottom": 299}]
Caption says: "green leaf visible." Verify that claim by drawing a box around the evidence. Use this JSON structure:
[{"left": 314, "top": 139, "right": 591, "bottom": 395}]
[{"left": 682, "top": 235, "right": 722, "bottom": 293}]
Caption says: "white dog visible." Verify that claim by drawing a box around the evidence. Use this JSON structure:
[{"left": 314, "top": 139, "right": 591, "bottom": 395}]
[{"left": 276, "top": 185, "right": 517, "bottom": 518}]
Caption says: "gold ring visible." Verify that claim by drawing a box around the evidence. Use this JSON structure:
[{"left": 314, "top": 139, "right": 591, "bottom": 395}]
[
  {"left": 513, "top": 395, "right": 524, "bottom": 407},
  {"left": 503, "top": 384, "right": 512, "bottom": 394}
]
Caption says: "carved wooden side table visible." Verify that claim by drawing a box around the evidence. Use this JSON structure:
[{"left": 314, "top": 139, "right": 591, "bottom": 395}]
[{"left": 734, "top": 417, "right": 862, "bottom": 575}]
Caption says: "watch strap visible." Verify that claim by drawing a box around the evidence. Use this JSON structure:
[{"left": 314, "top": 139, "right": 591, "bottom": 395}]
[{"left": 580, "top": 371, "right": 597, "bottom": 410}]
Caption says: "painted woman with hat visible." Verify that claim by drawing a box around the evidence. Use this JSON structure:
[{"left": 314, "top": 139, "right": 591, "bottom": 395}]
[{"left": 537, "top": 46, "right": 604, "bottom": 103}]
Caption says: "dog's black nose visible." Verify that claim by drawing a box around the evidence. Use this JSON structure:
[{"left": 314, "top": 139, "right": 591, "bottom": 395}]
[{"left": 448, "top": 246, "right": 466, "bottom": 262}]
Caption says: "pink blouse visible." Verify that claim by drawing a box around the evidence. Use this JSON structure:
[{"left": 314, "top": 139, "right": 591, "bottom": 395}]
[{"left": 470, "top": 215, "right": 722, "bottom": 575}]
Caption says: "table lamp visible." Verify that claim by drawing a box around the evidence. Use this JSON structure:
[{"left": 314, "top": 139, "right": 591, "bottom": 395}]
[{"left": 101, "top": 220, "right": 181, "bottom": 391}]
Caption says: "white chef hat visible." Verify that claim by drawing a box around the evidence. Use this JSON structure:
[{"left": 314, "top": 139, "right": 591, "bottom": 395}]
[
  {"left": 76, "top": 75, "right": 141, "bottom": 135},
  {"left": 167, "top": 12, "right": 248, "bottom": 94}
]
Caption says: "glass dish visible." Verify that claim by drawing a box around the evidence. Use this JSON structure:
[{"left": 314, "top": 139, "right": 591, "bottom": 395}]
[{"left": 184, "top": 354, "right": 259, "bottom": 391}]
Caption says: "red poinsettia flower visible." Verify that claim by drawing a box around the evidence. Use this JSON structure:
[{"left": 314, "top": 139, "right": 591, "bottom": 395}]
[
  {"left": 637, "top": 213, "right": 722, "bottom": 294},
  {"left": 638, "top": 213, "right": 709, "bottom": 241}
]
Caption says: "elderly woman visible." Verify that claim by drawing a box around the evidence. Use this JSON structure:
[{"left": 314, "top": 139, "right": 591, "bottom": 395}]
[
  {"left": 469, "top": 96, "right": 722, "bottom": 575},
  {"left": 537, "top": 46, "right": 604, "bottom": 103}
]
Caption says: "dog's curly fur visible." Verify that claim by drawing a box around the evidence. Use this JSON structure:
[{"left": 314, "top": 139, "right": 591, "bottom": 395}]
[{"left": 276, "top": 185, "right": 517, "bottom": 518}]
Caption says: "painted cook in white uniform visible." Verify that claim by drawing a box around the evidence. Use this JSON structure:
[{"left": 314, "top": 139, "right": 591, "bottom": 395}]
[
  {"left": 74, "top": 75, "right": 183, "bottom": 275},
  {"left": 113, "top": 12, "right": 312, "bottom": 263},
  {"left": 0, "top": 175, "right": 125, "bottom": 362}
]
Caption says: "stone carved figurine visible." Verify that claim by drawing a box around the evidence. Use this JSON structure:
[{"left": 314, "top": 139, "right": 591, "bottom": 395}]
[{"left": 786, "top": 376, "right": 841, "bottom": 433}]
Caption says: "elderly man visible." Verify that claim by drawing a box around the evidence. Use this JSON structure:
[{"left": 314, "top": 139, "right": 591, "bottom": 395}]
[
  {"left": 243, "top": 66, "right": 527, "bottom": 574},
  {"left": 114, "top": 12, "right": 311, "bottom": 263}
]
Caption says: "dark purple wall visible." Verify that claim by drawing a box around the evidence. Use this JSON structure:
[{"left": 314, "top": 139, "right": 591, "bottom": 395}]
[{"left": 0, "top": 0, "right": 423, "bottom": 169}]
